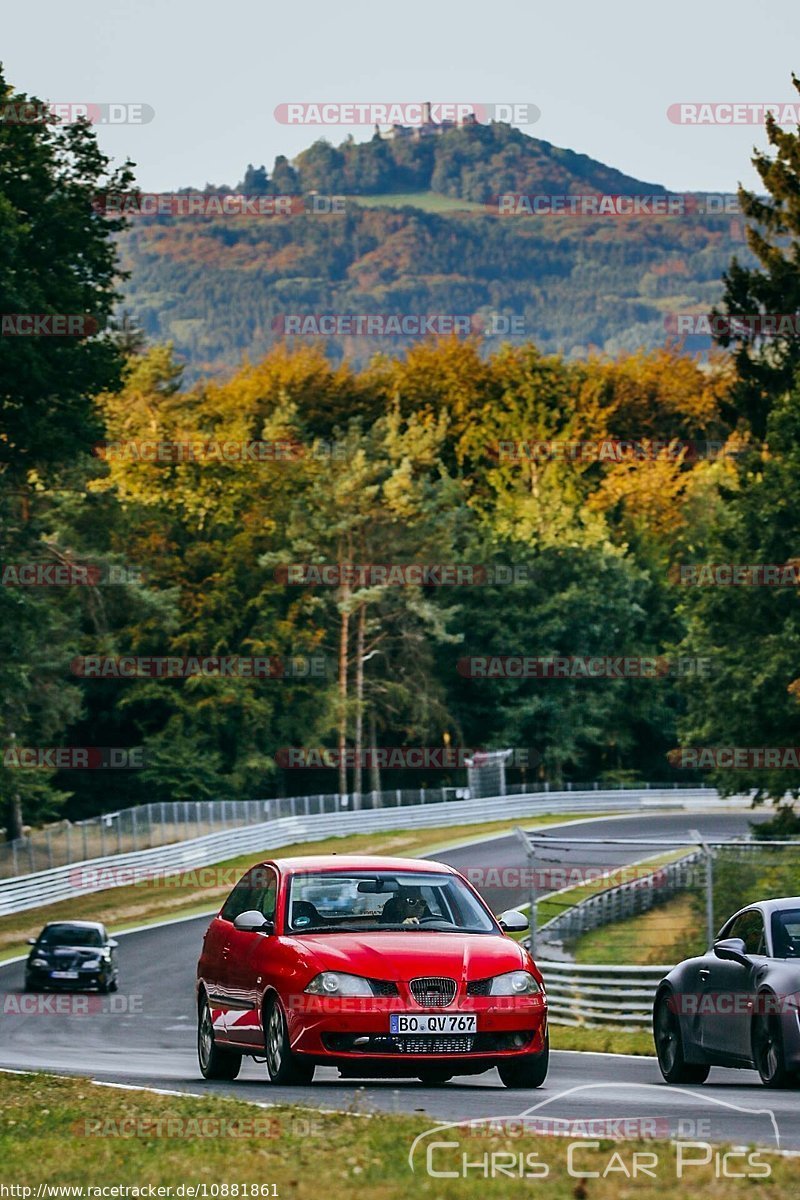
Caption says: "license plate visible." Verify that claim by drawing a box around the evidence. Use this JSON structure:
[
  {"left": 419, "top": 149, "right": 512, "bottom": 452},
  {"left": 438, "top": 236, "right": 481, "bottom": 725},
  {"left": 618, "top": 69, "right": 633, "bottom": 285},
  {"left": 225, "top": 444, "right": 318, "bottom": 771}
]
[
  {"left": 51, "top": 971, "right": 79, "bottom": 980},
  {"left": 390, "top": 1013, "right": 477, "bottom": 1034}
]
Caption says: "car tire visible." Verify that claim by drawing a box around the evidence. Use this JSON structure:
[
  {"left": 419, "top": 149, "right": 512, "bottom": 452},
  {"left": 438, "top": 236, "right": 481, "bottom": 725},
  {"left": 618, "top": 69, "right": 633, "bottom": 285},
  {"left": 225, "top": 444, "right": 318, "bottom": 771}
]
[
  {"left": 653, "top": 991, "right": 710, "bottom": 1084},
  {"left": 497, "top": 1033, "right": 549, "bottom": 1088},
  {"left": 264, "top": 997, "right": 315, "bottom": 1085},
  {"left": 108, "top": 978, "right": 118, "bottom": 993},
  {"left": 752, "top": 1010, "right": 796, "bottom": 1088},
  {"left": 417, "top": 1070, "right": 453, "bottom": 1085},
  {"left": 198, "top": 994, "right": 242, "bottom": 1081}
]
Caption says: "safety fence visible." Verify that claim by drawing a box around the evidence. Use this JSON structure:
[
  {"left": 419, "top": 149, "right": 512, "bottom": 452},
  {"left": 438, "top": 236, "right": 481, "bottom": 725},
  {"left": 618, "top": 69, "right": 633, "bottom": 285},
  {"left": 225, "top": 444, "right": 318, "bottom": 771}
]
[
  {"left": 0, "top": 787, "right": 719, "bottom": 916},
  {"left": 537, "top": 849, "right": 705, "bottom": 946},
  {"left": 0, "top": 781, "right": 711, "bottom": 879}
]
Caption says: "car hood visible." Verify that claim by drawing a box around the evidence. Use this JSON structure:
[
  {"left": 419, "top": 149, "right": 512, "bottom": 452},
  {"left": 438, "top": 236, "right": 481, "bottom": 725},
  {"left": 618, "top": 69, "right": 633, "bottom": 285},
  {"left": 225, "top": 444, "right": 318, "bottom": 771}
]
[{"left": 287, "top": 930, "right": 530, "bottom": 981}]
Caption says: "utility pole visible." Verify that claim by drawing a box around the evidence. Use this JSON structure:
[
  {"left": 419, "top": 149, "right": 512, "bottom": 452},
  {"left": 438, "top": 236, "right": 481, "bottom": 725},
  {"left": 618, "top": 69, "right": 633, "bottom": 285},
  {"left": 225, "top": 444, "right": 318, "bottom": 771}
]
[{"left": 690, "top": 828, "right": 716, "bottom": 947}]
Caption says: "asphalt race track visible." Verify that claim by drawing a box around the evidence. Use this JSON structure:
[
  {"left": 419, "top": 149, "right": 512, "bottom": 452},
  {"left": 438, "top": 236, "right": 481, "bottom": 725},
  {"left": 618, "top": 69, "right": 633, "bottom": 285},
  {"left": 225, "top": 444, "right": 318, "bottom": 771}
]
[{"left": 2, "top": 808, "right": 797, "bottom": 1151}]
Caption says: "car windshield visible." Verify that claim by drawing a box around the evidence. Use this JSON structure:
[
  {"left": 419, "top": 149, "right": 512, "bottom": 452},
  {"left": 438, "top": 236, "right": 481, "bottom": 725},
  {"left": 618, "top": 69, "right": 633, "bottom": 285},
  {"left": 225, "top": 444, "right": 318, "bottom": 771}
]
[
  {"left": 285, "top": 871, "right": 497, "bottom": 934},
  {"left": 771, "top": 909, "right": 800, "bottom": 958},
  {"left": 39, "top": 925, "right": 103, "bottom": 948}
]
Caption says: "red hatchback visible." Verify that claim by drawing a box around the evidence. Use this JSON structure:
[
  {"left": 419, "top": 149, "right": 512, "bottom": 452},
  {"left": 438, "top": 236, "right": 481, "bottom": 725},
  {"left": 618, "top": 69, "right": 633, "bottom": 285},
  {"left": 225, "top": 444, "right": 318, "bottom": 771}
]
[{"left": 196, "top": 854, "right": 548, "bottom": 1087}]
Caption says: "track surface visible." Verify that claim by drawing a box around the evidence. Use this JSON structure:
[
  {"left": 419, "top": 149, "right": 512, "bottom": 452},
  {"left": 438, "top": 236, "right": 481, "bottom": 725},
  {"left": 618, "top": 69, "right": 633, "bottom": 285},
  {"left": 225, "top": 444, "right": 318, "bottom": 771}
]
[{"left": 2, "top": 809, "right": 797, "bottom": 1150}]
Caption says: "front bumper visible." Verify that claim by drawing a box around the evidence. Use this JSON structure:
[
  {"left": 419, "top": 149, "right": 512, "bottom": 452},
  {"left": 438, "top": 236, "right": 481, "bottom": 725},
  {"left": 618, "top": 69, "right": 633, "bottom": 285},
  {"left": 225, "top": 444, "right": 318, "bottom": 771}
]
[
  {"left": 26, "top": 966, "right": 113, "bottom": 990},
  {"left": 283, "top": 993, "right": 548, "bottom": 1065}
]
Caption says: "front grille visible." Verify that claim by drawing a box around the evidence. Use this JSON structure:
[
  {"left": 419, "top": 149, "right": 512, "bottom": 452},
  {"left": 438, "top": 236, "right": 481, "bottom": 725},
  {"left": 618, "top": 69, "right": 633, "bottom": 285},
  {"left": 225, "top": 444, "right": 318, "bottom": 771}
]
[
  {"left": 394, "top": 1035, "right": 475, "bottom": 1054},
  {"left": 322, "top": 1031, "right": 536, "bottom": 1055},
  {"left": 466, "top": 978, "right": 493, "bottom": 996},
  {"left": 369, "top": 979, "right": 399, "bottom": 996},
  {"left": 409, "top": 976, "right": 457, "bottom": 1007}
]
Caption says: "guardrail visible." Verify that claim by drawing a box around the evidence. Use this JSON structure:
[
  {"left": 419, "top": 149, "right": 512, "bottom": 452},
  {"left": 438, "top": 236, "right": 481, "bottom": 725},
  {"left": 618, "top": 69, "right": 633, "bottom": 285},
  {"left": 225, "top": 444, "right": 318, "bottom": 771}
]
[
  {"left": 0, "top": 787, "right": 719, "bottom": 916},
  {"left": 539, "top": 960, "right": 668, "bottom": 1028},
  {"left": 0, "top": 781, "right": 713, "bottom": 878},
  {"left": 538, "top": 850, "right": 705, "bottom": 945}
]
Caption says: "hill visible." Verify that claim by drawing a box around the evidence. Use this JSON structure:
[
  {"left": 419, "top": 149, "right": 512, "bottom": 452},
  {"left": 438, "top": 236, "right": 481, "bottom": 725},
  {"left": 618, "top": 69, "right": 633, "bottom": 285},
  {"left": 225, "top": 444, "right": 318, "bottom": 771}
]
[{"left": 116, "top": 124, "right": 747, "bottom": 377}]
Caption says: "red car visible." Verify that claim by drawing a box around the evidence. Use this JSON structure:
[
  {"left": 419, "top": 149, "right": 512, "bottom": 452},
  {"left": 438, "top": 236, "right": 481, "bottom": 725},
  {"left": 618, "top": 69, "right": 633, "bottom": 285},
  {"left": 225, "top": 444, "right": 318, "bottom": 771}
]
[{"left": 196, "top": 854, "right": 548, "bottom": 1087}]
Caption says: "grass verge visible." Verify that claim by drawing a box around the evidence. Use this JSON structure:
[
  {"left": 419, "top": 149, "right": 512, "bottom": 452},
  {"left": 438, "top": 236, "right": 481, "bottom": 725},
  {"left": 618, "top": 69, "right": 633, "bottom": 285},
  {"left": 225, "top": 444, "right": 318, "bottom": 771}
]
[
  {"left": 1, "top": 1072, "right": 793, "bottom": 1197},
  {"left": 572, "top": 892, "right": 696, "bottom": 966}
]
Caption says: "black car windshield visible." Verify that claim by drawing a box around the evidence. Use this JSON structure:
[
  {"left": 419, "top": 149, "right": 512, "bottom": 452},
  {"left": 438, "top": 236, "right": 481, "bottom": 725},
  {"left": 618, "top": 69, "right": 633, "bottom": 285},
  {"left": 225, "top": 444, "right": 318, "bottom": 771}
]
[
  {"left": 285, "top": 871, "right": 497, "bottom": 934},
  {"left": 39, "top": 925, "right": 104, "bottom": 948},
  {"left": 771, "top": 909, "right": 800, "bottom": 958}
]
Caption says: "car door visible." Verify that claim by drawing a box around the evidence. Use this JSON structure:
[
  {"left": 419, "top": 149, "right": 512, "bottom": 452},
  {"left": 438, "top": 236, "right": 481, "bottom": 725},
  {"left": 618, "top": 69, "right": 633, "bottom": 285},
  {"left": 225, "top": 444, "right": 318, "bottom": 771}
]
[
  {"left": 700, "top": 909, "right": 765, "bottom": 1059},
  {"left": 208, "top": 867, "right": 270, "bottom": 1038},
  {"left": 223, "top": 866, "right": 279, "bottom": 1048}
]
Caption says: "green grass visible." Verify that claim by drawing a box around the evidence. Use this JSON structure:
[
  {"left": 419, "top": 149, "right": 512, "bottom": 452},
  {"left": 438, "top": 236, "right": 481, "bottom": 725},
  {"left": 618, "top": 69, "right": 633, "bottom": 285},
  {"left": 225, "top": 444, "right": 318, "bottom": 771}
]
[
  {"left": 534, "top": 848, "right": 692, "bottom": 928},
  {"left": 2, "top": 1072, "right": 794, "bottom": 1196},
  {"left": 0, "top": 810, "right": 616, "bottom": 963},
  {"left": 347, "top": 190, "right": 486, "bottom": 213},
  {"left": 549, "top": 1025, "right": 656, "bottom": 1055},
  {"left": 572, "top": 892, "right": 698, "bottom": 966}
]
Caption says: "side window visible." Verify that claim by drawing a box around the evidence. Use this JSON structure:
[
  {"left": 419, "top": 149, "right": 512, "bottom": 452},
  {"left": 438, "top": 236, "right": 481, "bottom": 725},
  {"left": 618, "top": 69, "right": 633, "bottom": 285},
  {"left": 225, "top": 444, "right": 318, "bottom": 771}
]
[
  {"left": 257, "top": 869, "right": 278, "bottom": 921},
  {"left": 220, "top": 866, "right": 274, "bottom": 922},
  {"left": 728, "top": 910, "right": 765, "bottom": 955}
]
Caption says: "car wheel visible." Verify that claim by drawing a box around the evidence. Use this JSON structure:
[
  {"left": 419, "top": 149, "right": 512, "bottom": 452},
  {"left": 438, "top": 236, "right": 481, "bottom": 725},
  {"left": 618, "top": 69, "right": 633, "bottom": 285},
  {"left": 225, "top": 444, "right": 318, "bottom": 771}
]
[
  {"left": 417, "top": 1070, "right": 453, "bottom": 1085},
  {"left": 197, "top": 995, "right": 241, "bottom": 1081},
  {"left": 497, "top": 1033, "right": 549, "bottom": 1088},
  {"left": 653, "top": 991, "right": 710, "bottom": 1084},
  {"left": 108, "top": 978, "right": 118, "bottom": 993},
  {"left": 752, "top": 1011, "right": 795, "bottom": 1088},
  {"left": 264, "top": 998, "right": 314, "bottom": 1085}
]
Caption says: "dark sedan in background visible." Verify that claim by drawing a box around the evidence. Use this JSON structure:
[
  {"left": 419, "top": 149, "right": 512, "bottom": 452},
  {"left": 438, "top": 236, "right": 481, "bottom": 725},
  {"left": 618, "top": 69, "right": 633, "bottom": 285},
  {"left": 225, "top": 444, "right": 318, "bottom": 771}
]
[
  {"left": 653, "top": 897, "right": 800, "bottom": 1087},
  {"left": 25, "top": 921, "right": 119, "bottom": 993}
]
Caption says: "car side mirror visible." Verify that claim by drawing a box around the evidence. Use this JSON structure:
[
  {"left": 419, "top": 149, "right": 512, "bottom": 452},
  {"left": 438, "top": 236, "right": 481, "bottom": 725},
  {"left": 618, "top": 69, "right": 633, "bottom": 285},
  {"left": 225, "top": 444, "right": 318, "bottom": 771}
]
[
  {"left": 108, "top": 939, "right": 119, "bottom": 949},
  {"left": 713, "top": 936, "right": 749, "bottom": 966},
  {"left": 26, "top": 938, "right": 36, "bottom": 946},
  {"left": 233, "top": 910, "right": 273, "bottom": 933},
  {"left": 497, "top": 909, "right": 529, "bottom": 933}
]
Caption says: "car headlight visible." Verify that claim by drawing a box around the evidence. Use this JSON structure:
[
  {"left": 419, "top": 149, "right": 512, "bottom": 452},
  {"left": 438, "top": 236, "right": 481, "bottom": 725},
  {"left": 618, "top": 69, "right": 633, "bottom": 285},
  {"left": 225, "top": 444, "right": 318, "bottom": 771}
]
[
  {"left": 30, "top": 958, "right": 48, "bottom": 969},
  {"left": 487, "top": 970, "right": 541, "bottom": 996},
  {"left": 304, "top": 972, "right": 374, "bottom": 997},
  {"left": 82, "top": 958, "right": 102, "bottom": 969}
]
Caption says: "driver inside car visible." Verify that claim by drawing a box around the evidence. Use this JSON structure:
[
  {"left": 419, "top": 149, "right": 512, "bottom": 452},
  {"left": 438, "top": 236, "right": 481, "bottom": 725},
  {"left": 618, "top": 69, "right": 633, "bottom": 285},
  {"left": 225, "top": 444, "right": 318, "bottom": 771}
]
[{"left": 379, "top": 885, "right": 432, "bottom": 925}]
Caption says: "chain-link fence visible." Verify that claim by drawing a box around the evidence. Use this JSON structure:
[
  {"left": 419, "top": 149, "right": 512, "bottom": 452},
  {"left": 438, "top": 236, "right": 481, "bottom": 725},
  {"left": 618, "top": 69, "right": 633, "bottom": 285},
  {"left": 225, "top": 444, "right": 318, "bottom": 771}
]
[
  {"left": 514, "top": 830, "right": 800, "bottom": 966},
  {"left": 0, "top": 780, "right": 705, "bottom": 879}
]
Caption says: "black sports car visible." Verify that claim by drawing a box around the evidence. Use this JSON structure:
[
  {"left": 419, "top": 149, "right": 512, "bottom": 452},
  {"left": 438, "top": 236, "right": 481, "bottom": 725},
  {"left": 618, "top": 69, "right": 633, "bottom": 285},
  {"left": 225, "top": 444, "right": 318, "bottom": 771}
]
[
  {"left": 653, "top": 897, "right": 800, "bottom": 1087},
  {"left": 25, "top": 921, "right": 119, "bottom": 993}
]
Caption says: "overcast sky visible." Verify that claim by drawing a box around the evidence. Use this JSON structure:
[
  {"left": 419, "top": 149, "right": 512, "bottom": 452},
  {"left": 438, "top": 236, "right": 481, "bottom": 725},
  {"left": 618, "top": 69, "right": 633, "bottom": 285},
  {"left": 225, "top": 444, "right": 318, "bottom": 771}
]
[{"left": 3, "top": 0, "right": 799, "bottom": 194}]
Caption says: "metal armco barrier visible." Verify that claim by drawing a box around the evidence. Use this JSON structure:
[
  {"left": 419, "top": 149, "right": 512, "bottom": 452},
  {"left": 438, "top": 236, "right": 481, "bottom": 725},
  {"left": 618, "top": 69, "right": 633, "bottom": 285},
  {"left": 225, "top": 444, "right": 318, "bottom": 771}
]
[
  {"left": 0, "top": 787, "right": 720, "bottom": 916},
  {"left": 539, "top": 961, "right": 668, "bottom": 1028},
  {"left": 538, "top": 849, "right": 705, "bottom": 944}
]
